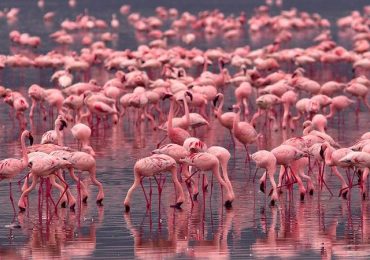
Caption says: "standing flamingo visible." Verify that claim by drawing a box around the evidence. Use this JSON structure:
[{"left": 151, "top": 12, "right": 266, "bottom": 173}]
[
  {"left": 251, "top": 150, "right": 278, "bottom": 205},
  {"left": 41, "top": 115, "right": 67, "bottom": 145},
  {"left": 213, "top": 93, "right": 236, "bottom": 144},
  {"left": 124, "top": 154, "right": 185, "bottom": 212},
  {"left": 180, "top": 152, "right": 234, "bottom": 208},
  {"left": 232, "top": 105, "right": 259, "bottom": 163},
  {"left": 0, "top": 130, "right": 33, "bottom": 215}
]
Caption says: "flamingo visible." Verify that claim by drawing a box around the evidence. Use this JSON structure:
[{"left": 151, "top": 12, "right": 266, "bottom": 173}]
[
  {"left": 41, "top": 115, "right": 68, "bottom": 145},
  {"left": 161, "top": 94, "right": 191, "bottom": 146},
  {"left": 71, "top": 123, "right": 94, "bottom": 154},
  {"left": 232, "top": 105, "right": 259, "bottom": 163},
  {"left": 124, "top": 154, "right": 185, "bottom": 212},
  {"left": 0, "top": 130, "right": 33, "bottom": 215},
  {"left": 213, "top": 93, "right": 236, "bottom": 144},
  {"left": 50, "top": 149, "right": 104, "bottom": 205},
  {"left": 180, "top": 152, "right": 234, "bottom": 208},
  {"left": 251, "top": 150, "right": 278, "bottom": 205},
  {"left": 18, "top": 153, "right": 73, "bottom": 211}
]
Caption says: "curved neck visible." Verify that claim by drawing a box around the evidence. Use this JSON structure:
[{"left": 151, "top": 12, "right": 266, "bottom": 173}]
[
  {"left": 167, "top": 99, "right": 175, "bottom": 132},
  {"left": 215, "top": 95, "right": 224, "bottom": 117},
  {"left": 183, "top": 97, "right": 190, "bottom": 127},
  {"left": 202, "top": 59, "right": 208, "bottom": 72},
  {"left": 20, "top": 133, "right": 28, "bottom": 166},
  {"left": 233, "top": 110, "right": 240, "bottom": 131},
  {"left": 302, "top": 125, "right": 312, "bottom": 135},
  {"left": 55, "top": 122, "right": 64, "bottom": 146}
]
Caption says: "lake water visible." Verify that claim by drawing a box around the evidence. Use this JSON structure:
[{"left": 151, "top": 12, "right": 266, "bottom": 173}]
[{"left": 0, "top": 0, "right": 369, "bottom": 259}]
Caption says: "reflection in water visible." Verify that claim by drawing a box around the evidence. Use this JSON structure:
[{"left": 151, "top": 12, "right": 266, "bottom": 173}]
[
  {"left": 0, "top": 0, "right": 369, "bottom": 259},
  {"left": 0, "top": 205, "right": 103, "bottom": 259},
  {"left": 124, "top": 202, "right": 233, "bottom": 259}
]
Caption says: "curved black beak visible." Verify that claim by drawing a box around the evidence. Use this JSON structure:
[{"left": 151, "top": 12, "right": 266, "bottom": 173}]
[
  {"left": 162, "top": 93, "right": 173, "bottom": 100},
  {"left": 59, "top": 120, "right": 67, "bottom": 130},
  {"left": 213, "top": 95, "right": 219, "bottom": 107},
  {"left": 29, "top": 134, "right": 34, "bottom": 146},
  {"left": 319, "top": 146, "right": 324, "bottom": 160},
  {"left": 185, "top": 91, "right": 193, "bottom": 101}
]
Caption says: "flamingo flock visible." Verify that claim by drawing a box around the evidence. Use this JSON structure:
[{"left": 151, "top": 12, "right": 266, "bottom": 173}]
[{"left": 0, "top": 3, "right": 369, "bottom": 256}]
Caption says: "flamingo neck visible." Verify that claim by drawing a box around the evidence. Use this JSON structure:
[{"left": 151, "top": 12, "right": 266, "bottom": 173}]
[
  {"left": 233, "top": 110, "right": 240, "bottom": 132},
  {"left": 202, "top": 59, "right": 208, "bottom": 72},
  {"left": 20, "top": 133, "right": 28, "bottom": 167},
  {"left": 167, "top": 99, "right": 175, "bottom": 132},
  {"left": 55, "top": 122, "right": 64, "bottom": 146},
  {"left": 183, "top": 97, "right": 190, "bottom": 128},
  {"left": 216, "top": 95, "right": 224, "bottom": 117}
]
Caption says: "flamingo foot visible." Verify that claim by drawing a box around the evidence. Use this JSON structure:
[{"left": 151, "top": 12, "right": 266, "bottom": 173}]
[
  {"left": 270, "top": 199, "right": 275, "bottom": 206},
  {"left": 193, "top": 192, "right": 199, "bottom": 201},
  {"left": 19, "top": 206, "right": 26, "bottom": 212},
  {"left": 83, "top": 196, "right": 88, "bottom": 203},
  {"left": 124, "top": 204, "right": 130, "bottom": 212},
  {"left": 300, "top": 193, "right": 305, "bottom": 201},
  {"left": 363, "top": 192, "right": 366, "bottom": 200},
  {"left": 70, "top": 203, "right": 76, "bottom": 211},
  {"left": 224, "top": 200, "right": 232, "bottom": 209},
  {"left": 61, "top": 201, "right": 67, "bottom": 208},
  {"left": 309, "top": 189, "right": 314, "bottom": 196},
  {"left": 170, "top": 202, "right": 183, "bottom": 209},
  {"left": 96, "top": 198, "right": 103, "bottom": 206}
]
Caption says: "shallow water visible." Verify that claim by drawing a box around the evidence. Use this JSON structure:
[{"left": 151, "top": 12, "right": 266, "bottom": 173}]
[{"left": 0, "top": 0, "right": 370, "bottom": 259}]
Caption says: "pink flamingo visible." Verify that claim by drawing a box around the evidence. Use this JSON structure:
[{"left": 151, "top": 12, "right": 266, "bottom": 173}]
[
  {"left": 28, "top": 84, "right": 47, "bottom": 119},
  {"left": 71, "top": 123, "right": 94, "bottom": 153},
  {"left": 41, "top": 115, "right": 67, "bottom": 145},
  {"left": 233, "top": 105, "right": 259, "bottom": 162},
  {"left": 50, "top": 149, "right": 104, "bottom": 205},
  {"left": 18, "top": 153, "right": 73, "bottom": 211},
  {"left": 326, "top": 95, "right": 356, "bottom": 119},
  {"left": 0, "top": 130, "right": 33, "bottom": 215},
  {"left": 180, "top": 152, "right": 234, "bottom": 208},
  {"left": 160, "top": 94, "right": 191, "bottom": 146},
  {"left": 124, "top": 154, "right": 185, "bottom": 212},
  {"left": 251, "top": 150, "right": 279, "bottom": 205},
  {"left": 213, "top": 93, "right": 236, "bottom": 144},
  {"left": 321, "top": 143, "right": 351, "bottom": 198},
  {"left": 271, "top": 144, "right": 308, "bottom": 200}
]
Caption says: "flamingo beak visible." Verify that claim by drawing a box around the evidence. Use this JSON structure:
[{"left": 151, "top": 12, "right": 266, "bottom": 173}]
[
  {"left": 186, "top": 91, "right": 193, "bottom": 101},
  {"left": 162, "top": 93, "right": 173, "bottom": 100},
  {"left": 319, "top": 147, "right": 324, "bottom": 160},
  {"left": 212, "top": 95, "right": 219, "bottom": 107},
  {"left": 59, "top": 120, "right": 67, "bottom": 130},
  {"left": 29, "top": 134, "right": 34, "bottom": 146}
]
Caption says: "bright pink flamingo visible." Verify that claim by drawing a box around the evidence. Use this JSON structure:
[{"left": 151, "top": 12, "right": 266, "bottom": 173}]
[
  {"left": 50, "top": 149, "right": 104, "bottom": 205},
  {"left": 206, "top": 146, "right": 235, "bottom": 200},
  {"left": 232, "top": 105, "right": 259, "bottom": 163},
  {"left": 213, "top": 93, "right": 236, "bottom": 144},
  {"left": 321, "top": 143, "right": 351, "bottom": 198},
  {"left": 180, "top": 152, "right": 234, "bottom": 208},
  {"left": 251, "top": 150, "right": 278, "bottom": 205},
  {"left": 271, "top": 144, "right": 308, "bottom": 200},
  {"left": 18, "top": 153, "right": 73, "bottom": 211},
  {"left": 28, "top": 84, "right": 47, "bottom": 119},
  {"left": 71, "top": 123, "right": 94, "bottom": 153},
  {"left": 0, "top": 130, "right": 33, "bottom": 216},
  {"left": 124, "top": 154, "right": 185, "bottom": 212},
  {"left": 41, "top": 115, "right": 67, "bottom": 145},
  {"left": 326, "top": 95, "right": 355, "bottom": 119},
  {"left": 160, "top": 94, "right": 191, "bottom": 146}
]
